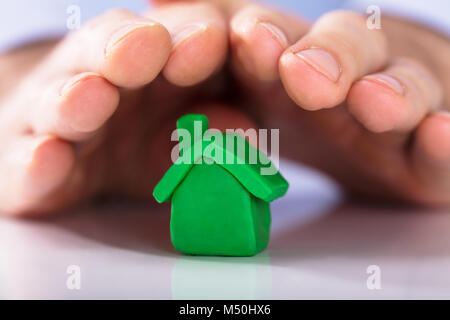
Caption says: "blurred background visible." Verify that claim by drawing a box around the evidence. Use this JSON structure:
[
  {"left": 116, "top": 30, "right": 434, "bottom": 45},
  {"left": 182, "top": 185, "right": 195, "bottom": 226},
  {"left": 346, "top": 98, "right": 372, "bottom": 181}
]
[{"left": 0, "top": 0, "right": 343, "bottom": 51}]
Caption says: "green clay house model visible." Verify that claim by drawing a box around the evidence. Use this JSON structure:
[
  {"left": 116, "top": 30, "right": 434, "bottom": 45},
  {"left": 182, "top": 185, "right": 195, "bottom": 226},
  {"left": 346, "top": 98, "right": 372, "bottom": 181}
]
[{"left": 153, "top": 114, "right": 289, "bottom": 257}]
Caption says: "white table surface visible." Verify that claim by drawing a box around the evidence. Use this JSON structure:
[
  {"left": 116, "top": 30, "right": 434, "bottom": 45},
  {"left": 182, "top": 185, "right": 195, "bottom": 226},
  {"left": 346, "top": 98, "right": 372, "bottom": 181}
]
[{"left": 1, "top": 160, "right": 450, "bottom": 300}]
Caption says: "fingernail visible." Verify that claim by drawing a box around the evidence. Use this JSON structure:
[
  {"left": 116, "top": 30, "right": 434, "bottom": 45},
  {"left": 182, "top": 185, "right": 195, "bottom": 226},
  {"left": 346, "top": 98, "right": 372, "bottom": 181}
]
[
  {"left": 364, "top": 74, "right": 404, "bottom": 95},
  {"left": 105, "top": 21, "right": 156, "bottom": 57},
  {"left": 172, "top": 23, "right": 207, "bottom": 48},
  {"left": 295, "top": 48, "right": 341, "bottom": 82},
  {"left": 258, "top": 22, "right": 288, "bottom": 47},
  {"left": 60, "top": 73, "right": 99, "bottom": 97}
]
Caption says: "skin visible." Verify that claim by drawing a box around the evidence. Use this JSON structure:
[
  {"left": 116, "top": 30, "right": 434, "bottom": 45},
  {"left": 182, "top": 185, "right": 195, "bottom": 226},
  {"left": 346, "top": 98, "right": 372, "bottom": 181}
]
[{"left": 0, "top": 0, "right": 449, "bottom": 217}]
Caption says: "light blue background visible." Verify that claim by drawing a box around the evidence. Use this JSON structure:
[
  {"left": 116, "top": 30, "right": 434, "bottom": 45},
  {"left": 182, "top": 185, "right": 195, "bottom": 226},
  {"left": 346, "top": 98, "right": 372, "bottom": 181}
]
[
  {"left": 0, "top": 0, "right": 342, "bottom": 51},
  {"left": 0, "top": 0, "right": 449, "bottom": 51}
]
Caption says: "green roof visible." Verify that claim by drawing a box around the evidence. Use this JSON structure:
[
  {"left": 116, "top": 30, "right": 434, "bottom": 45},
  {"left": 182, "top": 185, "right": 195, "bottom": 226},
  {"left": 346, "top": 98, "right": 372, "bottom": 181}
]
[{"left": 153, "top": 117, "right": 289, "bottom": 203}]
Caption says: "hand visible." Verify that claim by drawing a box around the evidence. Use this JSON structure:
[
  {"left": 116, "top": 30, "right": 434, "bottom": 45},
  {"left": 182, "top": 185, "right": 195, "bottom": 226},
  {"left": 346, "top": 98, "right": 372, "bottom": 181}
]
[
  {"left": 263, "top": 10, "right": 450, "bottom": 206},
  {"left": 1, "top": 0, "right": 449, "bottom": 217},
  {"left": 232, "top": 3, "right": 450, "bottom": 206},
  {"left": 0, "top": 2, "right": 257, "bottom": 216},
  {"left": 204, "top": 0, "right": 450, "bottom": 206}
]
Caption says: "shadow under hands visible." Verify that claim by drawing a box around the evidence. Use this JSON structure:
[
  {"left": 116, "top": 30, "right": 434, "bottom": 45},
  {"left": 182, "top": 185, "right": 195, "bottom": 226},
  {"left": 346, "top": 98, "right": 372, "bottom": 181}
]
[
  {"left": 270, "top": 203, "right": 450, "bottom": 263},
  {"left": 46, "top": 200, "right": 176, "bottom": 257}
]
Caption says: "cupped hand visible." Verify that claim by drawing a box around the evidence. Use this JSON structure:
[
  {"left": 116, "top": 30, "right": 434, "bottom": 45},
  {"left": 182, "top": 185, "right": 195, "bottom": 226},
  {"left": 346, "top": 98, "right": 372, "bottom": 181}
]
[{"left": 1, "top": 0, "right": 449, "bottom": 217}]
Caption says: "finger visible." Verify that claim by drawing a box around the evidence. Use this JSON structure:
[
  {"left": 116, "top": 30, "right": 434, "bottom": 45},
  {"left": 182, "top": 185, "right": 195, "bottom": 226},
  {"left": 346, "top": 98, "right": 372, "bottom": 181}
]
[
  {"left": 414, "top": 113, "right": 450, "bottom": 174},
  {"left": 50, "top": 8, "right": 172, "bottom": 88},
  {"left": 280, "top": 10, "right": 389, "bottom": 110},
  {"left": 0, "top": 135, "right": 75, "bottom": 215},
  {"left": 146, "top": 2, "right": 228, "bottom": 86},
  {"left": 230, "top": 3, "right": 308, "bottom": 81},
  {"left": 347, "top": 58, "right": 443, "bottom": 133},
  {"left": 411, "top": 112, "right": 450, "bottom": 205},
  {"left": 30, "top": 72, "right": 120, "bottom": 141}
]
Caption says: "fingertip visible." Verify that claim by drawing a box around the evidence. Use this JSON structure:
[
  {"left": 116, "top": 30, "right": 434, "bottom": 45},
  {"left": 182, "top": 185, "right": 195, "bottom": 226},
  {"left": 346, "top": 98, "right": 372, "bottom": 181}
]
[
  {"left": 347, "top": 78, "right": 410, "bottom": 133},
  {"left": 27, "top": 136, "right": 75, "bottom": 196},
  {"left": 348, "top": 57, "right": 442, "bottom": 134},
  {"left": 279, "top": 51, "right": 346, "bottom": 110},
  {"left": 60, "top": 73, "right": 120, "bottom": 134},
  {"left": 415, "top": 113, "right": 450, "bottom": 165},
  {"left": 231, "top": 18, "right": 288, "bottom": 81},
  {"left": 103, "top": 22, "right": 172, "bottom": 88},
  {"left": 279, "top": 8, "right": 389, "bottom": 111},
  {"left": 163, "top": 23, "right": 227, "bottom": 86}
]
